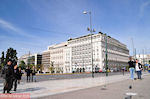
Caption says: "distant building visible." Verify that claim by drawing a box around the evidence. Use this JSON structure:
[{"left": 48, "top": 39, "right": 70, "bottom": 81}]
[
  {"left": 42, "top": 50, "right": 50, "bottom": 72},
  {"left": 136, "top": 54, "right": 150, "bottom": 65},
  {"left": 18, "top": 54, "right": 30, "bottom": 65},
  {"left": 19, "top": 53, "right": 42, "bottom": 68},
  {"left": 42, "top": 32, "right": 129, "bottom": 73}
]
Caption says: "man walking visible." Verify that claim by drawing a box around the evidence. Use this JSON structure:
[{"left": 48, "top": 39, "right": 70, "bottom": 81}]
[
  {"left": 31, "top": 66, "right": 36, "bottom": 82},
  {"left": 128, "top": 56, "right": 135, "bottom": 80},
  {"left": 25, "top": 67, "right": 31, "bottom": 82},
  {"left": 1, "top": 59, "right": 13, "bottom": 93},
  {"left": 13, "top": 63, "right": 19, "bottom": 91}
]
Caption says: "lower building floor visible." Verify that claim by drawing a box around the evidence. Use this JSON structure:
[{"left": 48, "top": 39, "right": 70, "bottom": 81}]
[{"left": 42, "top": 60, "right": 128, "bottom": 73}]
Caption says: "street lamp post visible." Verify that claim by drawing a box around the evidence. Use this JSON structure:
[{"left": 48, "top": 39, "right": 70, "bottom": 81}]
[
  {"left": 105, "top": 34, "right": 108, "bottom": 76},
  {"left": 83, "top": 11, "right": 95, "bottom": 78}
]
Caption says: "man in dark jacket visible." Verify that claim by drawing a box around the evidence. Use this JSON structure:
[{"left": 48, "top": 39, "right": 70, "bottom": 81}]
[
  {"left": 128, "top": 56, "right": 136, "bottom": 80},
  {"left": 13, "top": 63, "right": 19, "bottom": 91},
  {"left": 1, "top": 59, "right": 13, "bottom": 94},
  {"left": 25, "top": 67, "right": 31, "bottom": 82}
]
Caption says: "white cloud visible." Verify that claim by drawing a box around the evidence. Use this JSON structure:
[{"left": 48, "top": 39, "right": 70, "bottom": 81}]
[
  {"left": 0, "top": 18, "right": 50, "bottom": 57},
  {"left": 0, "top": 18, "right": 37, "bottom": 38},
  {"left": 139, "top": 1, "right": 150, "bottom": 18}
]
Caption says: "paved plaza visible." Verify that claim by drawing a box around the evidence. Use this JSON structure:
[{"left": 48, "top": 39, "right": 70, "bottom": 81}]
[
  {"left": 41, "top": 73, "right": 150, "bottom": 99},
  {"left": 0, "top": 72, "right": 149, "bottom": 99},
  {"left": 0, "top": 72, "right": 127, "bottom": 84}
]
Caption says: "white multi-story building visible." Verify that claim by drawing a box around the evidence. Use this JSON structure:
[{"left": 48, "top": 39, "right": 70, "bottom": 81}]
[
  {"left": 48, "top": 42, "right": 70, "bottom": 73},
  {"left": 136, "top": 54, "right": 150, "bottom": 65},
  {"left": 43, "top": 32, "right": 129, "bottom": 73},
  {"left": 67, "top": 32, "right": 129, "bottom": 72},
  {"left": 42, "top": 50, "right": 50, "bottom": 72},
  {"left": 18, "top": 53, "right": 42, "bottom": 67},
  {"left": 18, "top": 54, "right": 30, "bottom": 65}
]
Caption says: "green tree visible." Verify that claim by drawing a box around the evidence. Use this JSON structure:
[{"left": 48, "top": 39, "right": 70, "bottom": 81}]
[
  {"left": 19, "top": 61, "right": 26, "bottom": 70},
  {"left": 48, "top": 65, "right": 54, "bottom": 74},
  {"left": 0, "top": 51, "right": 5, "bottom": 70},
  {"left": 49, "top": 61, "right": 55, "bottom": 73},
  {"left": 40, "top": 64, "right": 44, "bottom": 72},
  {"left": 28, "top": 64, "right": 34, "bottom": 69},
  {"left": 5, "top": 48, "right": 18, "bottom": 65},
  {"left": 36, "top": 64, "right": 44, "bottom": 72},
  {"left": 36, "top": 64, "right": 40, "bottom": 71}
]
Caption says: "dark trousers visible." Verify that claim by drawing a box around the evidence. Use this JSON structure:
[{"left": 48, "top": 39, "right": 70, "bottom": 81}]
[
  {"left": 27, "top": 75, "right": 30, "bottom": 82},
  {"left": 137, "top": 71, "right": 141, "bottom": 79},
  {"left": 32, "top": 75, "right": 36, "bottom": 82},
  {"left": 3, "top": 78, "right": 13, "bottom": 93},
  {"left": 13, "top": 79, "right": 18, "bottom": 90}
]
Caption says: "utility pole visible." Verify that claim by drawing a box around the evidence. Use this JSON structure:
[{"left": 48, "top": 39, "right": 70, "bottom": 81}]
[
  {"left": 105, "top": 34, "right": 108, "bottom": 76},
  {"left": 82, "top": 57, "right": 85, "bottom": 72},
  {"left": 145, "top": 47, "right": 148, "bottom": 64},
  {"left": 143, "top": 49, "right": 145, "bottom": 65},
  {"left": 89, "top": 12, "right": 94, "bottom": 78},
  {"left": 131, "top": 38, "right": 135, "bottom": 59},
  {"left": 135, "top": 48, "right": 136, "bottom": 59},
  {"left": 83, "top": 11, "right": 95, "bottom": 78},
  {"left": 28, "top": 51, "right": 31, "bottom": 67}
]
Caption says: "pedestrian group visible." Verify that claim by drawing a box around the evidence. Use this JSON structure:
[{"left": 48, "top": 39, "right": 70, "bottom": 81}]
[
  {"left": 128, "top": 56, "right": 143, "bottom": 80},
  {"left": 1, "top": 59, "right": 36, "bottom": 94}
]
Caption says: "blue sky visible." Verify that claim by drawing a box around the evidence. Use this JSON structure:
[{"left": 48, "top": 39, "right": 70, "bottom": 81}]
[{"left": 0, "top": 0, "right": 150, "bottom": 57}]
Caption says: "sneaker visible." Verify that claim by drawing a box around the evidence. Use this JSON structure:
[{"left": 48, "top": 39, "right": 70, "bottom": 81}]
[{"left": 134, "top": 78, "right": 137, "bottom": 80}]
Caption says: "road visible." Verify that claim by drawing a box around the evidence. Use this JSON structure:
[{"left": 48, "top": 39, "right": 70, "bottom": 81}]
[
  {"left": 0, "top": 72, "right": 127, "bottom": 83},
  {"left": 0, "top": 72, "right": 128, "bottom": 83},
  {"left": 39, "top": 74, "right": 150, "bottom": 99}
]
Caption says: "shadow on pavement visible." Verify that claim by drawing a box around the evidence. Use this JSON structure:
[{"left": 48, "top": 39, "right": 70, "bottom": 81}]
[
  {"left": 15, "top": 87, "right": 46, "bottom": 93},
  {"left": 0, "top": 87, "right": 46, "bottom": 93}
]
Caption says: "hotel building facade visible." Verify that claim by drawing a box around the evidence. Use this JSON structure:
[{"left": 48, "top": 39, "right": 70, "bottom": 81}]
[{"left": 42, "top": 32, "right": 129, "bottom": 73}]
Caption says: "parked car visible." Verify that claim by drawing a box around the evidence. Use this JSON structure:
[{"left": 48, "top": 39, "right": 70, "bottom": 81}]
[{"left": 99, "top": 69, "right": 103, "bottom": 73}]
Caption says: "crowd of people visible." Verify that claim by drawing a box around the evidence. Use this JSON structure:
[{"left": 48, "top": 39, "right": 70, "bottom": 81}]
[{"left": 1, "top": 59, "right": 37, "bottom": 94}]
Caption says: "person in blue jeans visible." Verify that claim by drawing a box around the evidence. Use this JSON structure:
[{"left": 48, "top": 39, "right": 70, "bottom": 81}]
[
  {"left": 128, "top": 57, "right": 135, "bottom": 80},
  {"left": 135, "top": 59, "right": 142, "bottom": 79}
]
